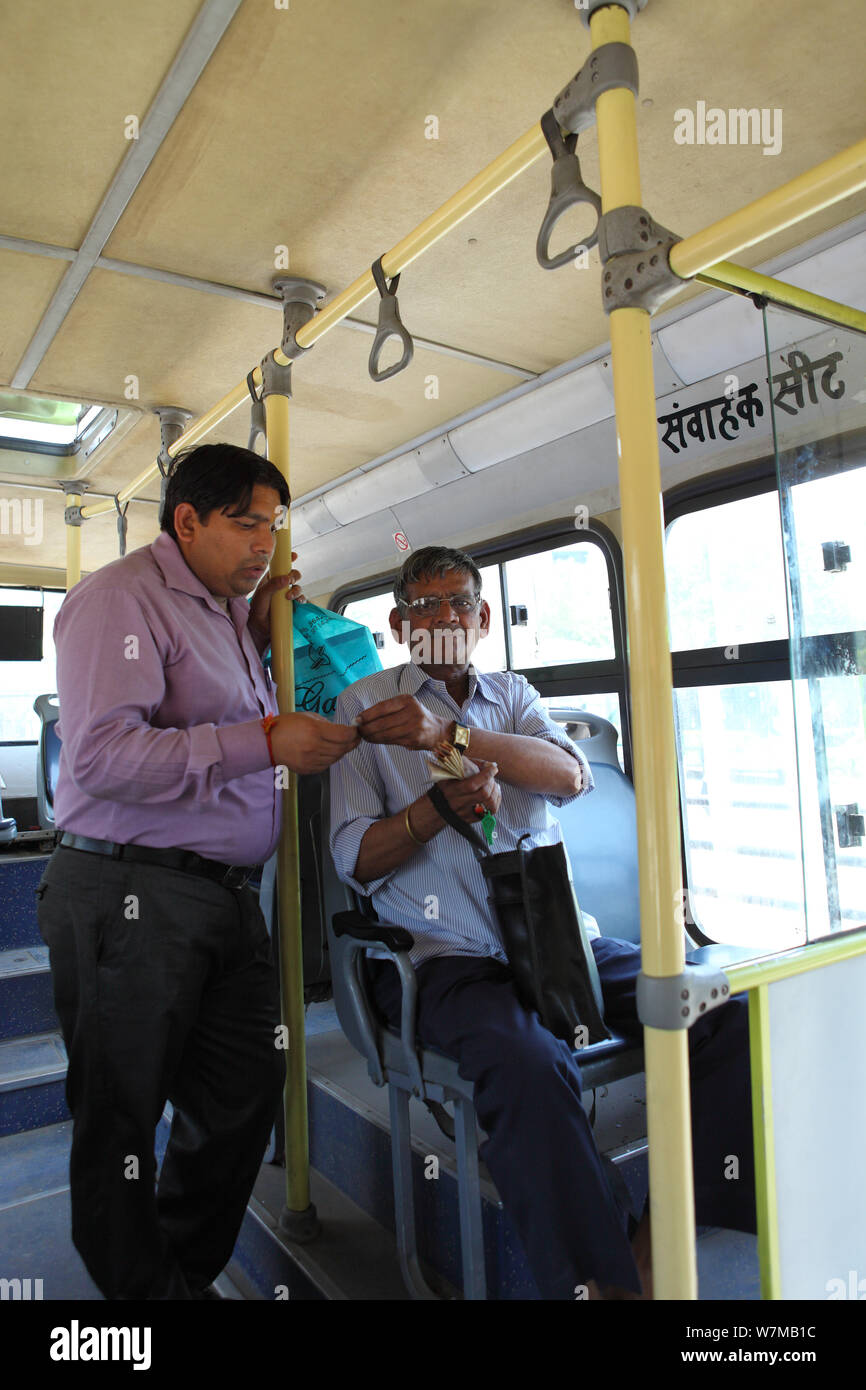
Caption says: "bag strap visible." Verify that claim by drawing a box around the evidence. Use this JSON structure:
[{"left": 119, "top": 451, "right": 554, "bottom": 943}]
[{"left": 426, "top": 785, "right": 490, "bottom": 860}]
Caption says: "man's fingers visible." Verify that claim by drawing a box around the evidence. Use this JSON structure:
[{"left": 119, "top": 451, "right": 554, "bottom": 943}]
[{"left": 357, "top": 696, "right": 412, "bottom": 722}]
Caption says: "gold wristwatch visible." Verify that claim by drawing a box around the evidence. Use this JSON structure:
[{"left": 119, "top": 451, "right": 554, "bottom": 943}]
[{"left": 451, "top": 722, "right": 471, "bottom": 751}]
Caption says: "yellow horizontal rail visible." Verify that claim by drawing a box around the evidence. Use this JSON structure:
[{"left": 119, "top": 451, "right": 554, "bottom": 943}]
[
  {"left": 724, "top": 926, "right": 866, "bottom": 997},
  {"left": 695, "top": 261, "right": 866, "bottom": 335},
  {"left": 671, "top": 137, "right": 866, "bottom": 280}
]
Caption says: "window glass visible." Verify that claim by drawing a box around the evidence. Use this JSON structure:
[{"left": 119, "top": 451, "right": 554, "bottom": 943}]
[
  {"left": 341, "top": 591, "right": 404, "bottom": 671},
  {"left": 674, "top": 681, "right": 808, "bottom": 949},
  {"left": 505, "top": 542, "right": 615, "bottom": 668},
  {"left": 785, "top": 465, "right": 866, "bottom": 639},
  {"left": 470, "top": 564, "right": 506, "bottom": 673},
  {"left": 666, "top": 492, "right": 789, "bottom": 650},
  {"left": 0, "top": 589, "right": 65, "bottom": 740}
]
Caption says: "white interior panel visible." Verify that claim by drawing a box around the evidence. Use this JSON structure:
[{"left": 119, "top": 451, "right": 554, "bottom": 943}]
[{"left": 769, "top": 951, "right": 866, "bottom": 1300}]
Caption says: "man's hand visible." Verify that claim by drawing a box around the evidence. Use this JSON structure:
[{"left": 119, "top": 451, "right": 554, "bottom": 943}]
[
  {"left": 355, "top": 695, "right": 450, "bottom": 750},
  {"left": 248, "top": 551, "right": 306, "bottom": 641},
  {"left": 268, "top": 712, "right": 359, "bottom": 775},
  {"left": 436, "top": 757, "right": 501, "bottom": 824}
]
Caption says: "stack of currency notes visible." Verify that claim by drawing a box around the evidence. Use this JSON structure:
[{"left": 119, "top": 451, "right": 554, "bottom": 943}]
[{"left": 427, "top": 740, "right": 466, "bottom": 781}]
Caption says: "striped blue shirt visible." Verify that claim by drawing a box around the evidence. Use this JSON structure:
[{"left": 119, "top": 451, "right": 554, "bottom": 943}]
[{"left": 329, "top": 663, "right": 595, "bottom": 967}]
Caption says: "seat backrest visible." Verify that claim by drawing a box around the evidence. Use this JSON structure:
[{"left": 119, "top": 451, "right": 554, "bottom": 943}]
[
  {"left": 33, "top": 693, "right": 61, "bottom": 829},
  {"left": 319, "top": 773, "right": 386, "bottom": 1063},
  {"left": 552, "top": 712, "right": 641, "bottom": 943}
]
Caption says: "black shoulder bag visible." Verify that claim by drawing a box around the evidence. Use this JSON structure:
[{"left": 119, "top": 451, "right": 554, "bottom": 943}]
[{"left": 427, "top": 785, "right": 610, "bottom": 1046}]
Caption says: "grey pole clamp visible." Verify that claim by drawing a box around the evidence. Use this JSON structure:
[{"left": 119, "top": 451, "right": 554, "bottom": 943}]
[
  {"left": 576, "top": 0, "right": 649, "bottom": 29},
  {"left": 368, "top": 257, "right": 414, "bottom": 382},
  {"left": 552, "top": 43, "right": 640, "bottom": 136},
  {"left": 271, "top": 276, "right": 327, "bottom": 361},
  {"left": 154, "top": 406, "right": 192, "bottom": 503},
  {"left": 259, "top": 349, "right": 294, "bottom": 401},
  {"left": 246, "top": 370, "right": 267, "bottom": 451},
  {"left": 113, "top": 495, "right": 130, "bottom": 557},
  {"left": 536, "top": 108, "right": 602, "bottom": 269},
  {"left": 598, "top": 204, "right": 683, "bottom": 314},
  {"left": 60, "top": 479, "right": 88, "bottom": 527},
  {"left": 636, "top": 962, "right": 732, "bottom": 1031}
]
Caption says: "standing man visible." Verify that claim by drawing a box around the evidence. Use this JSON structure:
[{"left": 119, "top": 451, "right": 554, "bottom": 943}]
[{"left": 37, "top": 442, "right": 358, "bottom": 1300}]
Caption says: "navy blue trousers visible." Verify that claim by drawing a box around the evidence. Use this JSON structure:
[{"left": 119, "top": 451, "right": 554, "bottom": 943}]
[{"left": 368, "top": 936, "right": 756, "bottom": 1299}]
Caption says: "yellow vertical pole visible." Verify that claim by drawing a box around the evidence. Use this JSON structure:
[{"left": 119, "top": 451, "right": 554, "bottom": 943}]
[
  {"left": 749, "top": 986, "right": 781, "bottom": 1298},
  {"left": 65, "top": 495, "right": 81, "bottom": 590},
  {"left": 590, "top": 3, "right": 696, "bottom": 1298},
  {"left": 263, "top": 388, "right": 311, "bottom": 1217}
]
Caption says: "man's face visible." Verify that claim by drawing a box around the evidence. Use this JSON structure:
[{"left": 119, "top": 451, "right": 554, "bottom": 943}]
[
  {"left": 389, "top": 567, "right": 490, "bottom": 671},
  {"left": 172, "top": 483, "right": 281, "bottom": 598}
]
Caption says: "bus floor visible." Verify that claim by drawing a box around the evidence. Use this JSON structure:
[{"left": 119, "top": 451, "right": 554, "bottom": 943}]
[{"left": 0, "top": 998, "right": 761, "bottom": 1302}]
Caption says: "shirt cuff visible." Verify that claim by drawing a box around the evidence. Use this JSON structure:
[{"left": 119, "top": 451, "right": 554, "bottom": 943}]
[
  {"left": 544, "top": 745, "right": 594, "bottom": 808},
  {"left": 332, "top": 815, "right": 395, "bottom": 897},
  {"left": 216, "top": 719, "right": 273, "bottom": 780}
]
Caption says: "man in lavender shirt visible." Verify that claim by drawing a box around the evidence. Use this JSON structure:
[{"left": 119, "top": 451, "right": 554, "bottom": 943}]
[{"left": 36, "top": 443, "right": 358, "bottom": 1300}]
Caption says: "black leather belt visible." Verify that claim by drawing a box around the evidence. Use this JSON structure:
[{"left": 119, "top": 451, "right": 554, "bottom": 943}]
[{"left": 59, "top": 833, "right": 257, "bottom": 890}]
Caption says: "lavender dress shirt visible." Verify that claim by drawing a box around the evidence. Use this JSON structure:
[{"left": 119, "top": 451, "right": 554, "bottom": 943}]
[{"left": 52, "top": 531, "right": 280, "bottom": 865}]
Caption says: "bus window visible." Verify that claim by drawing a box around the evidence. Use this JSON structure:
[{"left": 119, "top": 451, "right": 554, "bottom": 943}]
[
  {"left": 0, "top": 588, "right": 64, "bottom": 741},
  {"left": 666, "top": 486, "right": 805, "bottom": 948},
  {"left": 504, "top": 543, "right": 616, "bottom": 668}
]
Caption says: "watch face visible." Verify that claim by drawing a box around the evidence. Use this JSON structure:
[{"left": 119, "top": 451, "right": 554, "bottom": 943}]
[{"left": 454, "top": 725, "right": 470, "bottom": 748}]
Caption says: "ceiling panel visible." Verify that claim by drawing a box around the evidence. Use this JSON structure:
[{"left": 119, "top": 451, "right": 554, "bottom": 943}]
[
  {"left": 0, "top": 0, "right": 204, "bottom": 247},
  {"left": 3, "top": 0, "right": 864, "bottom": 554},
  {"left": 0, "top": 252, "right": 68, "bottom": 384},
  {"left": 29, "top": 268, "right": 522, "bottom": 500},
  {"left": 0, "top": 482, "right": 158, "bottom": 578}
]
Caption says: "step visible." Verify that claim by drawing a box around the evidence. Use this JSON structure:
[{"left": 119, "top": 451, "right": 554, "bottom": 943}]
[
  {"left": 0, "top": 1031, "right": 69, "bottom": 1137},
  {"left": 0, "top": 852, "right": 51, "bottom": 951},
  {"left": 0, "top": 947, "right": 57, "bottom": 1042}
]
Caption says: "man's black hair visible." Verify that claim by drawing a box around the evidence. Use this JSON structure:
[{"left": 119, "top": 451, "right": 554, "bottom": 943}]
[
  {"left": 160, "top": 443, "right": 290, "bottom": 541},
  {"left": 393, "top": 545, "right": 482, "bottom": 607}
]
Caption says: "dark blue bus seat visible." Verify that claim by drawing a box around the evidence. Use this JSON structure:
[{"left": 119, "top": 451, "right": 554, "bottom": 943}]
[{"left": 33, "top": 694, "right": 61, "bottom": 831}]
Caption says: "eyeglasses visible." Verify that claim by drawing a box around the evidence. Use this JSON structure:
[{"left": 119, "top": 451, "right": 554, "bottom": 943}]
[{"left": 402, "top": 594, "right": 481, "bottom": 616}]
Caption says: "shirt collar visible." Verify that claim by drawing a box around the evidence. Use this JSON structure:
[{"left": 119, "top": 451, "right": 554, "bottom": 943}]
[
  {"left": 397, "top": 661, "right": 498, "bottom": 706},
  {"left": 150, "top": 531, "right": 249, "bottom": 622}
]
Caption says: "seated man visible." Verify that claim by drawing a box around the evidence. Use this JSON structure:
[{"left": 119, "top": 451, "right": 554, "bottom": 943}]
[{"left": 329, "top": 544, "right": 756, "bottom": 1299}]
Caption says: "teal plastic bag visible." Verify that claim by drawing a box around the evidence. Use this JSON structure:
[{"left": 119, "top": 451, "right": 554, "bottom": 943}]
[{"left": 289, "top": 602, "right": 383, "bottom": 719}]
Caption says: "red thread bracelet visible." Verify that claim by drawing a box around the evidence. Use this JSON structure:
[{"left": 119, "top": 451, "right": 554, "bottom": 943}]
[{"left": 261, "top": 714, "right": 278, "bottom": 768}]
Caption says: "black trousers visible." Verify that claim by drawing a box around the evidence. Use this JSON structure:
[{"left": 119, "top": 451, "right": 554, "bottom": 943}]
[
  {"left": 36, "top": 846, "right": 285, "bottom": 1300},
  {"left": 368, "top": 937, "right": 756, "bottom": 1299}
]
